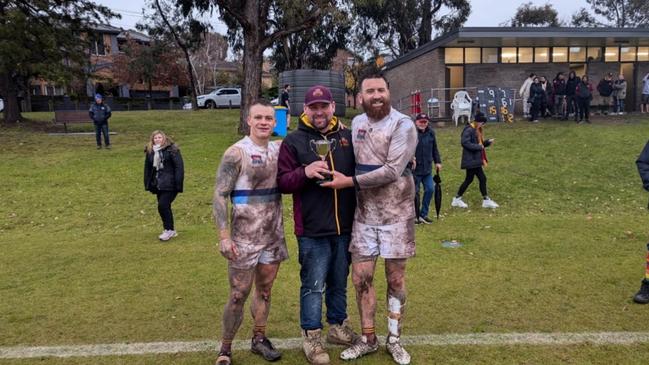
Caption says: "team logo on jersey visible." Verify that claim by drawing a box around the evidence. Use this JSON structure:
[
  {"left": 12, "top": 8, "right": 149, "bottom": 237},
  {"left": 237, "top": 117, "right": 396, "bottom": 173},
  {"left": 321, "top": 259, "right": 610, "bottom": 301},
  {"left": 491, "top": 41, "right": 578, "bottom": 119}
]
[
  {"left": 356, "top": 129, "right": 367, "bottom": 141},
  {"left": 340, "top": 137, "right": 350, "bottom": 147},
  {"left": 251, "top": 155, "right": 264, "bottom": 166}
]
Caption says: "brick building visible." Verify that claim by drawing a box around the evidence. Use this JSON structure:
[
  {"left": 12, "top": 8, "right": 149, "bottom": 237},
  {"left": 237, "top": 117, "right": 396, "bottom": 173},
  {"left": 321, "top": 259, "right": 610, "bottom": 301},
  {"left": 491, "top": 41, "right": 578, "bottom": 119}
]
[{"left": 383, "top": 27, "right": 649, "bottom": 116}]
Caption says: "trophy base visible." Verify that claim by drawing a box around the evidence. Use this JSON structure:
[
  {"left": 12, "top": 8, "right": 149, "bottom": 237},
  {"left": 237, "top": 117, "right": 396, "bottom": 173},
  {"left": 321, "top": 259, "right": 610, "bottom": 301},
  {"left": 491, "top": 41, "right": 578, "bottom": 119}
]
[{"left": 316, "top": 176, "right": 333, "bottom": 185}]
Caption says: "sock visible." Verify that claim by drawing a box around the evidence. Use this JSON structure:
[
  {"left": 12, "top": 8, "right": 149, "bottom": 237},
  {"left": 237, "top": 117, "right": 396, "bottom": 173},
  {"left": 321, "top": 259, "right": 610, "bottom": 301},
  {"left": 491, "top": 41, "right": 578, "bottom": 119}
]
[
  {"left": 645, "top": 243, "right": 649, "bottom": 280},
  {"left": 253, "top": 325, "right": 266, "bottom": 339},
  {"left": 362, "top": 327, "right": 377, "bottom": 343},
  {"left": 220, "top": 339, "right": 233, "bottom": 354}
]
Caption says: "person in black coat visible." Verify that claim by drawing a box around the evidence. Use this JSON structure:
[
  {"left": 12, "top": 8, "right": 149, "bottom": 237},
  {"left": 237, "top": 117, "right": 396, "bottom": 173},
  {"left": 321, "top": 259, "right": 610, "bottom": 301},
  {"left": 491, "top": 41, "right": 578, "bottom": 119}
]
[
  {"left": 566, "top": 71, "right": 581, "bottom": 121},
  {"left": 528, "top": 76, "right": 545, "bottom": 123},
  {"left": 144, "top": 130, "right": 184, "bottom": 241},
  {"left": 89, "top": 93, "right": 112, "bottom": 149},
  {"left": 451, "top": 112, "right": 498, "bottom": 209},
  {"left": 412, "top": 113, "right": 442, "bottom": 224},
  {"left": 634, "top": 141, "right": 649, "bottom": 304}
]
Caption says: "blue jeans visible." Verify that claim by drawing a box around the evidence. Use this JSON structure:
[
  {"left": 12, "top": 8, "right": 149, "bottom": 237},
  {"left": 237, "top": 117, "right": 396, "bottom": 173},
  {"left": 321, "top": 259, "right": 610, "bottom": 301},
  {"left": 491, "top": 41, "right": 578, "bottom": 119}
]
[
  {"left": 615, "top": 98, "right": 625, "bottom": 113},
  {"left": 94, "top": 123, "right": 110, "bottom": 146},
  {"left": 414, "top": 173, "right": 434, "bottom": 218},
  {"left": 297, "top": 234, "right": 351, "bottom": 330}
]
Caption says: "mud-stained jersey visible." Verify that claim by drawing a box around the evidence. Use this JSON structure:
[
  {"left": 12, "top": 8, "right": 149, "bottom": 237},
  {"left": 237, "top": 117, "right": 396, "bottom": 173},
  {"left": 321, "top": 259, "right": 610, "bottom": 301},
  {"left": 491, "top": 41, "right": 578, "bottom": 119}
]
[
  {"left": 351, "top": 108, "right": 418, "bottom": 225},
  {"left": 229, "top": 137, "right": 285, "bottom": 245}
]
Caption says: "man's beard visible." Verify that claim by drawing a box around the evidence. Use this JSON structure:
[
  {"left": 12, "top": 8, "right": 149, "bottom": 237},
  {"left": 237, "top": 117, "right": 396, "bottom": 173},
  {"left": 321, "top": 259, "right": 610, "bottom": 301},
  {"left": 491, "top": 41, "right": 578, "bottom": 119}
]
[{"left": 362, "top": 97, "right": 391, "bottom": 121}]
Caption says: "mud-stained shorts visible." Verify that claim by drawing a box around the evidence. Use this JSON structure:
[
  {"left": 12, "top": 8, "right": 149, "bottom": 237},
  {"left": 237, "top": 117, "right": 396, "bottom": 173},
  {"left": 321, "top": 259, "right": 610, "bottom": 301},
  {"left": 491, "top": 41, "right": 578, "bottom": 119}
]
[
  {"left": 350, "top": 220, "right": 415, "bottom": 262},
  {"left": 229, "top": 238, "right": 289, "bottom": 270}
]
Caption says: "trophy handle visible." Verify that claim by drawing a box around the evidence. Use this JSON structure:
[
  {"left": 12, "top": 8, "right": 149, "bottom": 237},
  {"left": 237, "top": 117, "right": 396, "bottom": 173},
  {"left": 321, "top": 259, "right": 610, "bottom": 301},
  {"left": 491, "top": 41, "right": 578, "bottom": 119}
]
[
  {"left": 309, "top": 139, "right": 317, "bottom": 154},
  {"left": 329, "top": 138, "right": 337, "bottom": 153}
]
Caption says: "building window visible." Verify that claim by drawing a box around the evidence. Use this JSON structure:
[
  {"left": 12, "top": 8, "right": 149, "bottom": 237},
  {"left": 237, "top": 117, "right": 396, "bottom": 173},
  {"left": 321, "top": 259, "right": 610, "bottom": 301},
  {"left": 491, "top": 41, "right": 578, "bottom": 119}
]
[
  {"left": 465, "top": 48, "right": 481, "bottom": 64},
  {"left": 638, "top": 47, "right": 649, "bottom": 61},
  {"left": 31, "top": 85, "right": 42, "bottom": 96},
  {"left": 90, "top": 36, "right": 106, "bottom": 56},
  {"left": 605, "top": 47, "right": 619, "bottom": 62},
  {"left": 501, "top": 47, "right": 517, "bottom": 63},
  {"left": 587, "top": 47, "right": 602, "bottom": 62},
  {"left": 518, "top": 48, "right": 533, "bottom": 63},
  {"left": 552, "top": 47, "right": 568, "bottom": 63},
  {"left": 569, "top": 47, "right": 586, "bottom": 62},
  {"left": 534, "top": 47, "right": 549, "bottom": 63},
  {"left": 445, "top": 48, "right": 463, "bottom": 64},
  {"left": 482, "top": 48, "right": 498, "bottom": 63},
  {"left": 620, "top": 47, "right": 636, "bottom": 62}
]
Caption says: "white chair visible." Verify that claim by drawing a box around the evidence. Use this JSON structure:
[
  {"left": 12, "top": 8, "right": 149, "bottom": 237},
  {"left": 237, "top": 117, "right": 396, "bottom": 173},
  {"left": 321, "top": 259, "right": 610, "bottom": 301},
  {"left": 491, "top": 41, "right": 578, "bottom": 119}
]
[{"left": 450, "top": 90, "right": 472, "bottom": 126}]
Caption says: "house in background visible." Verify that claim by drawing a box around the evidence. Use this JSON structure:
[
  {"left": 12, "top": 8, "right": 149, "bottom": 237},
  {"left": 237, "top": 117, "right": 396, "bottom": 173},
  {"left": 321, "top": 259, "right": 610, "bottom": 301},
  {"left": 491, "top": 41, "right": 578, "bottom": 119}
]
[{"left": 383, "top": 27, "right": 649, "bottom": 116}]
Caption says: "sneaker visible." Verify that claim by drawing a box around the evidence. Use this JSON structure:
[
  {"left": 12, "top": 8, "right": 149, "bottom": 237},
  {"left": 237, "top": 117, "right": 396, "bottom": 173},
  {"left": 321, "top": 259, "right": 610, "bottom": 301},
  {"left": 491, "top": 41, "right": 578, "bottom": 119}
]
[
  {"left": 420, "top": 216, "right": 433, "bottom": 224},
  {"left": 327, "top": 319, "right": 359, "bottom": 346},
  {"left": 105, "top": 145, "right": 111, "bottom": 149},
  {"left": 251, "top": 336, "right": 281, "bottom": 361},
  {"left": 340, "top": 335, "right": 378, "bottom": 361},
  {"left": 96, "top": 145, "right": 102, "bottom": 149},
  {"left": 303, "top": 329, "right": 330, "bottom": 364},
  {"left": 451, "top": 196, "right": 468, "bottom": 208},
  {"left": 158, "top": 230, "right": 168, "bottom": 240},
  {"left": 386, "top": 335, "right": 411, "bottom": 365},
  {"left": 159, "top": 230, "right": 178, "bottom": 241},
  {"left": 414, "top": 217, "right": 422, "bottom": 225},
  {"left": 215, "top": 351, "right": 232, "bottom": 365},
  {"left": 633, "top": 279, "right": 649, "bottom": 304},
  {"left": 482, "top": 198, "right": 499, "bottom": 209}
]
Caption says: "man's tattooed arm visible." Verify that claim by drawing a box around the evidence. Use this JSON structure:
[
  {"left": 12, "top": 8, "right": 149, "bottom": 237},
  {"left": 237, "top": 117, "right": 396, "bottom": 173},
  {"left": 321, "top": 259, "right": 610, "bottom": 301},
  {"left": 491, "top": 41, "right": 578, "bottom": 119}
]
[{"left": 213, "top": 146, "right": 242, "bottom": 240}]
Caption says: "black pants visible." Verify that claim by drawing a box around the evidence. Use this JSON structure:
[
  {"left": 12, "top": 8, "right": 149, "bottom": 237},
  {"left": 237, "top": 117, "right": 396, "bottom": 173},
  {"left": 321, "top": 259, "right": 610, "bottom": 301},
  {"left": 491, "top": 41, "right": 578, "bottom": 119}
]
[
  {"left": 157, "top": 191, "right": 178, "bottom": 230},
  {"left": 529, "top": 101, "right": 541, "bottom": 121},
  {"left": 457, "top": 167, "right": 488, "bottom": 198},
  {"left": 577, "top": 97, "right": 591, "bottom": 121},
  {"left": 567, "top": 95, "right": 579, "bottom": 120},
  {"left": 94, "top": 123, "right": 110, "bottom": 146}
]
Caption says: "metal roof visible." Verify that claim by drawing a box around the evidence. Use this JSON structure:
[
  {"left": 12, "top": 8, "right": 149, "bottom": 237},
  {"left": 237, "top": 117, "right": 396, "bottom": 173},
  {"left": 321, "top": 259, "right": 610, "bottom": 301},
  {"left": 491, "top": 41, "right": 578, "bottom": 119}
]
[{"left": 384, "top": 27, "right": 649, "bottom": 70}]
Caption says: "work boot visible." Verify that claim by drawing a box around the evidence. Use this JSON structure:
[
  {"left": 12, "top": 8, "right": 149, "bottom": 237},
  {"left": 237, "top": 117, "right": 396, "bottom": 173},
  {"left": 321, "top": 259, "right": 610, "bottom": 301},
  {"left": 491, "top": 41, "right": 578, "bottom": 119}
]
[
  {"left": 251, "top": 335, "right": 281, "bottom": 361},
  {"left": 386, "top": 335, "right": 411, "bottom": 365},
  {"left": 340, "top": 335, "right": 378, "bottom": 361},
  {"left": 303, "top": 329, "right": 330, "bottom": 364},
  {"left": 327, "top": 319, "right": 359, "bottom": 346},
  {"left": 633, "top": 279, "right": 649, "bottom": 304}
]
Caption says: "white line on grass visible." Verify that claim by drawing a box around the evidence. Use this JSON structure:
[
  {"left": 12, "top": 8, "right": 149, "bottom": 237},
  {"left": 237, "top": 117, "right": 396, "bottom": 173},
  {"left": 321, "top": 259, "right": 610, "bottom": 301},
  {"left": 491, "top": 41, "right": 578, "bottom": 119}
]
[{"left": 3, "top": 332, "right": 649, "bottom": 359}]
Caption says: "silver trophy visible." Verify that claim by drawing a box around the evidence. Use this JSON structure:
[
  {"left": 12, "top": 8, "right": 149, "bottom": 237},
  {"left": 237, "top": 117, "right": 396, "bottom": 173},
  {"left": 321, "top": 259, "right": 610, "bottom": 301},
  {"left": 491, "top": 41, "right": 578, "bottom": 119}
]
[{"left": 309, "top": 138, "right": 337, "bottom": 183}]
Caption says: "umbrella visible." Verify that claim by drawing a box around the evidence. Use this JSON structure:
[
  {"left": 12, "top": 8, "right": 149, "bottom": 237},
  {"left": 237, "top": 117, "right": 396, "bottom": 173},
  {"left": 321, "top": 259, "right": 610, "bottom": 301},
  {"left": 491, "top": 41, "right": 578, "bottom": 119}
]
[{"left": 433, "top": 168, "right": 442, "bottom": 219}]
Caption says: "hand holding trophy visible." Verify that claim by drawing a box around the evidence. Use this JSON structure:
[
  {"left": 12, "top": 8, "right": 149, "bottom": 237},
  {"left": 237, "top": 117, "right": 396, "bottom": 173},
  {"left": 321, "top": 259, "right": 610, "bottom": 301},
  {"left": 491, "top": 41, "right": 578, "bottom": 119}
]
[{"left": 309, "top": 138, "right": 337, "bottom": 184}]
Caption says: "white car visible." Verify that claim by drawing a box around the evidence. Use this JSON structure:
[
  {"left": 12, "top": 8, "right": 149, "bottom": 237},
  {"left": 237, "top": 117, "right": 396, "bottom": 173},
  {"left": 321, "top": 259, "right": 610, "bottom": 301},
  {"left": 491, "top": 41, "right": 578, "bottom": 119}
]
[
  {"left": 0, "top": 98, "right": 4, "bottom": 113},
  {"left": 197, "top": 88, "right": 241, "bottom": 109}
]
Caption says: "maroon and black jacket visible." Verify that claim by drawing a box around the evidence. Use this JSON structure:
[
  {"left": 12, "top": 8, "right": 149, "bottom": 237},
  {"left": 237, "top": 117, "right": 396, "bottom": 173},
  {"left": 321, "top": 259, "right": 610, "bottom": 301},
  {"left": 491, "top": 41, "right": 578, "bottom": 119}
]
[{"left": 277, "top": 116, "right": 356, "bottom": 237}]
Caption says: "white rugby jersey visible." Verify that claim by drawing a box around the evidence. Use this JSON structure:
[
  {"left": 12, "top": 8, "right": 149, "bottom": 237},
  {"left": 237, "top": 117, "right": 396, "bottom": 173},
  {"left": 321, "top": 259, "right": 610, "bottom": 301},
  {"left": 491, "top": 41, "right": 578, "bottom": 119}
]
[
  {"left": 351, "top": 108, "right": 418, "bottom": 225},
  {"left": 229, "top": 137, "right": 284, "bottom": 244}
]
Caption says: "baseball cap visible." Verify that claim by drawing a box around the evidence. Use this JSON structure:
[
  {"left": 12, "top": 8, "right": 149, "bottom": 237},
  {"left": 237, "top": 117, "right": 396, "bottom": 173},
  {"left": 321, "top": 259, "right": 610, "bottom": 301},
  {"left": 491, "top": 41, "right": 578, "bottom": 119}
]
[
  {"left": 95, "top": 93, "right": 103, "bottom": 100},
  {"left": 304, "top": 85, "right": 333, "bottom": 106},
  {"left": 414, "top": 113, "right": 429, "bottom": 122}
]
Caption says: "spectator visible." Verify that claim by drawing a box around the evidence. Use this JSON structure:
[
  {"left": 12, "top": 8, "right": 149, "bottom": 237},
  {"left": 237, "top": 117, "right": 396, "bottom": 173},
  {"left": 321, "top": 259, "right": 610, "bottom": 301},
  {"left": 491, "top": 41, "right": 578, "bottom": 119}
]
[
  {"left": 566, "top": 71, "right": 581, "bottom": 121},
  {"left": 528, "top": 76, "right": 545, "bottom": 123},
  {"left": 143, "top": 130, "right": 184, "bottom": 241},
  {"left": 575, "top": 75, "right": 593, "bottom": 124},
  {"left": 612, "top": 74, "right": 627, "bottom": 115},
  {"left": 412, "top": 113, "right": 442, "bottom": 224},
  {"left": 552, "top": 72, "right": 567, "bottom": 119},
  {"left": 633, "top": 141, "right": 649, "bottom": 304},
  {"left": 519, "top": 73, "right": 535, "bottom": 118},
  {"left": 597, "top": 73, "right": 614, "bottom": 115},
  {"left": 540, "top": 75, "right": 552, "bottom": 118},
  {"left": 280, "top": 84, "right": 291, "bottom": 129},
  {"left": 89, "top": 93, "right": 112, "bottom": 149},
  {"left": 642, "top": 73, "right": 649, "bottom": 114}
]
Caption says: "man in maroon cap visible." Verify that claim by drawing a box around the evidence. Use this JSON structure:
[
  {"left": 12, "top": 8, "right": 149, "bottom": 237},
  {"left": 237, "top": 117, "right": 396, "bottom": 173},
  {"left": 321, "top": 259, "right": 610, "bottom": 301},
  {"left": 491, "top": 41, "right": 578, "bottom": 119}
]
[{"left": 277, "top": 85, "right": 358, "bottom": 364}]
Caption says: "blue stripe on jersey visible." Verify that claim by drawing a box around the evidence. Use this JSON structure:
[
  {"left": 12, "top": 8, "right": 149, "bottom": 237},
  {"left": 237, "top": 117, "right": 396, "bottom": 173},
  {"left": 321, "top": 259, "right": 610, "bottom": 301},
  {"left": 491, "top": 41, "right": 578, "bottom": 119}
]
[
  {"left": 355, "top": 164, "right": 382, "bottom": 174},
  {"left": 231, "top": 187, "right": 280, "bottom": 205}
]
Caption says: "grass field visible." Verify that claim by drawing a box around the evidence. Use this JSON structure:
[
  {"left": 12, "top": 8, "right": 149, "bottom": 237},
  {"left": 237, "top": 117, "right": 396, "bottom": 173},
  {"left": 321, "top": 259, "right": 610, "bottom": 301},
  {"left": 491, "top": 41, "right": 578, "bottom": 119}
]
[{"left": 2, "top": 110, "right": 649, "bottom": 364}]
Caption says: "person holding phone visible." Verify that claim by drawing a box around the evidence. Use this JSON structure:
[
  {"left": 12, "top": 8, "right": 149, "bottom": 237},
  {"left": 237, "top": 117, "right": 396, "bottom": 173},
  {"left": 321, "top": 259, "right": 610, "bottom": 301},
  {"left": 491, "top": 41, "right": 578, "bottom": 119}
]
[{"left": 451, "top": 111, "right": 499, "bottom": 209}]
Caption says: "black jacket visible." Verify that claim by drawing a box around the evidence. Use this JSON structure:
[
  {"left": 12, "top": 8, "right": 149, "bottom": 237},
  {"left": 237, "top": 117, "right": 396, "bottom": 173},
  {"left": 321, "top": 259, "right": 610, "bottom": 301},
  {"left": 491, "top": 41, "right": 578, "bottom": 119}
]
[
  {"left": 566, "top": 76, "right": 580, "bottom": 96},
  {"left": 144, "top": 144, "right": 184, "bottom": 193},
  {"left": 597, "top": 79, "right": 614, "bottom": 97},
  {"left": 637, "top": 141, "right": 649, "bottom": 191},
  {"left": 529, "top": 83, "right": 546, "bottom": 104},
  {"left": 413, "top": 126, "right": 441, "bottom": 176},
  {"left": 89, "top": 103, "right": 111, "bottom": 125},
  {"left": 277, "top": 116, "right": 355, "bottom": 237},
  {"left": 460, "top": 124, "right": 491, "bottom": 170},
  {"left": 553, "top": 79, "right": 567, "bottom": 96}
]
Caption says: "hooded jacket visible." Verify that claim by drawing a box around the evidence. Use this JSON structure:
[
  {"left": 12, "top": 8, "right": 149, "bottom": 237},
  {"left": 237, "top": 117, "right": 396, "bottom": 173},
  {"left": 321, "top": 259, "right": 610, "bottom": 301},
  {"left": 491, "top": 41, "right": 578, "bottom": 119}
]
[
  {"left": 277, "top": 114, "right": 355, "bottom": 237},
  {"left": 144, "top": 143, "right": 184, "bottom": 193},
  {"left": 413, "top": 125, "right": 441, "bottom": 176}
]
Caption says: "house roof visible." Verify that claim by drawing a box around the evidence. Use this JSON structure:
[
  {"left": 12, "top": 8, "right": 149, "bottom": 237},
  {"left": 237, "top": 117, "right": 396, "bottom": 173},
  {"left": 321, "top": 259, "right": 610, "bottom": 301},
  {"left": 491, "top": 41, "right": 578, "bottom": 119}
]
[
  {"left": 384, "top": 27, "right": 649, "bottom": 70},
  {"left": 91, "top": 23, "right": 122, "bottom": 34},
  {"left": 118, "top": 30, "right": 151, "bottom": 43}
]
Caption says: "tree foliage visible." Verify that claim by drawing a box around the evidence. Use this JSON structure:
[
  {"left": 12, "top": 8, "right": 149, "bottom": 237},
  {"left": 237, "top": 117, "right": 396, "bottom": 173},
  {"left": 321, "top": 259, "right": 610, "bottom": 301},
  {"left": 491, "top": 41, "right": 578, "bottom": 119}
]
[
  {"left": 0, "top": 1, "right": 117, "bottom": 123},
  {"left": 190, "top": 32, "right": 229, "bottom": 94},
  {"left": 351, "top": 0, "right": 470, "bottom": 58},
  {"left": 177, "top": 0, "right": 337, "bottom": 134},
  {"left": 584, "top": 0, "right": 649, "bottom": 27},
  {"left": 271, "top": 2, "right": 351, "bottom": 72},
  {"left": 508, "top": 2, "right": 561, "bottom": 27}
]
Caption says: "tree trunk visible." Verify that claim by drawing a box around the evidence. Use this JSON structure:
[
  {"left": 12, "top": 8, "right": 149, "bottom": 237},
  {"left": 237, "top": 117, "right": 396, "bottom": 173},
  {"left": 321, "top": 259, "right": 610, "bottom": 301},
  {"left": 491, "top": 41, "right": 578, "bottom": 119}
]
[
  {"left": 181, "top": 48, "right": 199, "bottom": 110},
  {"left": 148, "top": 80, "right": 153, "bottom": 110},
  {"left": 239, "top": 31, "right": 263, "bottom": 135},
  {"left": 0, "top": 72, "right": 23, "bottom": 124},
  {"left": 418, "top": 0, "right": 432, "bottom": 47}
]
